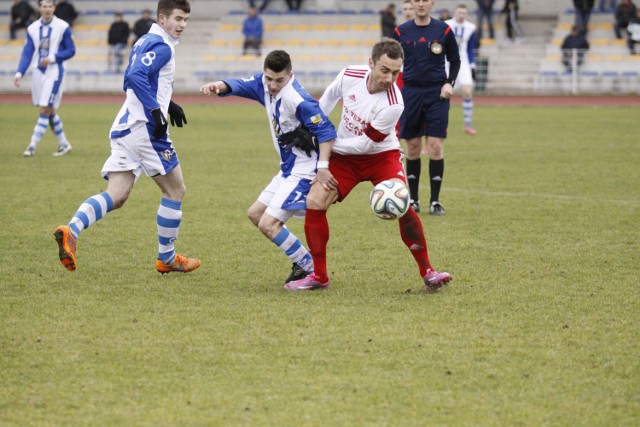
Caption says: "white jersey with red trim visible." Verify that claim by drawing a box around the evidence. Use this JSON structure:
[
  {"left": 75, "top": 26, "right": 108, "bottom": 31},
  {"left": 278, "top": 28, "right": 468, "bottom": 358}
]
[{"left": 319, "top": 65, "right": 404, "bottom": 156}]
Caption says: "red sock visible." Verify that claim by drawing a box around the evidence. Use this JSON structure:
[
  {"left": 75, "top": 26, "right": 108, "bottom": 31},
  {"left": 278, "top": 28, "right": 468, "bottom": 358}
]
[
  {"left": 305, "top": 209, "right": 330, "bottom": 282},
  {"left": 399, "top": 208, "right": 432, "bottom": 277}
]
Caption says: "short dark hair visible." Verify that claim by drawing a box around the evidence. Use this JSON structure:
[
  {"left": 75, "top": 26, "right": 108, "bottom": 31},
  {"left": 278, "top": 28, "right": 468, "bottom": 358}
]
[
  {"left": 264, "top": 50, "right": 292, "bottom": 73},
  {"left": 371, "top": 37, "right": 404, "bottom": 63},
  {"left": 157, "top": 0, "right": 190, "bottom": 18}
]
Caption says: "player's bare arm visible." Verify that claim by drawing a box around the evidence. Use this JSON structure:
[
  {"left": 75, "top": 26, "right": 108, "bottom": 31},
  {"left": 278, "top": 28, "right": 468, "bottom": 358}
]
[
  {"left": 199, "top": 81, "right": 230, "bottom": 95},
  {"left": 314, "top": 139, "right": 337, "bottom": 191}
]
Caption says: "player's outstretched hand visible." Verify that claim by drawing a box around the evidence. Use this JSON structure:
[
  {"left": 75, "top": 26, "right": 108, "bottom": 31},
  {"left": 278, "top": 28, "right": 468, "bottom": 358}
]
[
  {"left": 199, "top": 81, "right": 227, "bottom": 95},
  {"left": 150, "top": 108, "right": 168, "bottom": 139},
  {"left": 168, "top": 100, "right": 187, "bottom": 127},
  {"left": 471, "top": 64, "right": 477, "bottom": 82}
]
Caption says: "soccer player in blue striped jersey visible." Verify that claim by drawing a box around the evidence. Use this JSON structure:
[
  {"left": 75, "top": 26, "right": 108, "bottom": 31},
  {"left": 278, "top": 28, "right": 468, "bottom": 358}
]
[
  {"left": 446, "top": 4, "right": 478, "bottom": 135},
  {"left": 200, "top": 50, "right": 337, "bottom": 285},
  {"left": 15, "top": 0, "right": 75, "bottom": 157},
  {"left": 393, "top": 0, "right": 460, "bottom": 216},
  {"left": 54, "top": 0, "right": 201, "bottom": 274}
]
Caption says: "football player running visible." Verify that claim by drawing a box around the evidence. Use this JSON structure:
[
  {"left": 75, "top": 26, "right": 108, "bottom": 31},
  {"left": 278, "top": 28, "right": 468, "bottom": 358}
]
[
  {"left": 54, "top": 0, "right": 201, "bottom": 274},
  {"left": 284, "top": 38, "right": 452, "bottom": 292},
  {"left": 200, "top": 50, "right": 337, "bottom": 285}
]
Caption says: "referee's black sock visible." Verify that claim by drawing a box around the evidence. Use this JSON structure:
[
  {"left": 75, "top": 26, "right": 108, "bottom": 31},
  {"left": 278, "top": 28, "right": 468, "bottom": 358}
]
[
  {"left": 406, "top": 158, "right": 421, "bottom": 202},
  {"left": 429, "top": 159, "right": 444, "bottom": 203}
]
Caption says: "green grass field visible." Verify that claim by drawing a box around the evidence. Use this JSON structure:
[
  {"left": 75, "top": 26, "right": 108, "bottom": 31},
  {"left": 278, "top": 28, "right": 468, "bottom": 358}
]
[{"left": 1, "top": 101, "right": 638, "bottom": 426}]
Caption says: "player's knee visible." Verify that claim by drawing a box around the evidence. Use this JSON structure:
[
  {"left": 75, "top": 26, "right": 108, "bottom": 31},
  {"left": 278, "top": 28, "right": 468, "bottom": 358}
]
[
  {"left": 165, "top": 184, "right": 186, "bottom": 201},
  {"left": 110, "top": 192, "right": 130, "bottom": 210},
  {"left": 306, "top": 188, "right": 334, "bottom": 210},
  {"left": 257, "top": 215, "right": 280, "bottom": 239},
  {"left": 247, "top": 207, "right": 261, "bottom": 227}
]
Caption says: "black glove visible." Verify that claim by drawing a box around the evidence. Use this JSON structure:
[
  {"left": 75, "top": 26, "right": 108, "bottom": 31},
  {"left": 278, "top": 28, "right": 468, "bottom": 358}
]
[
  {"left": 471, "top": 66, "right": 477, "bottom": 82},
  {"left": 168, "top": 100, "right": 187, "bottom": 127},
  {"left": 150, "top": 108, "right": 168, "bottom": 139},
  {"left": 277, "top": 126, "right": 318, "bottom": 157}
]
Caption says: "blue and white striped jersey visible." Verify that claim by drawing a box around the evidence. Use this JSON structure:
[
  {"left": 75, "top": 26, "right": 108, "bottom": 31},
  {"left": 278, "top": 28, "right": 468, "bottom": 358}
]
[
  {"left": 222, "top": 73, "right": 337, "bottom": 179},
  {"left": 445, "top": 18, "right": 476, "bottom": 66},
  {"left": 110, "top": 24, "right": 177, "bottom": 139},
  {"left": 16, "top": 16, "right": 75, "bottom": 76}
]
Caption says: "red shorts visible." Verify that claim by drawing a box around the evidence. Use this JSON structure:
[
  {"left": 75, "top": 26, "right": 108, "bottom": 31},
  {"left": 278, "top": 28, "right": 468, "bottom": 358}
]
[{"left": 329, "top": 150, "right": 406, "bottom": 201}]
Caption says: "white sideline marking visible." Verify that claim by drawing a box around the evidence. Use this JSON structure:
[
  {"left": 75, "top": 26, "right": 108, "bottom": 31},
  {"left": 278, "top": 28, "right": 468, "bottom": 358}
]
[{"left": 447, "top": 188, "right": 640, "bottom": 207}]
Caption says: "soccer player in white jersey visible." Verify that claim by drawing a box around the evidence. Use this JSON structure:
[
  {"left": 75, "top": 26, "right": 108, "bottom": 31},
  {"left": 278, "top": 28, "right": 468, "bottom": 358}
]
[
  {"left": 54, "top": 0, "right": 201, "bottom": 275},
  {"left": 200, "top": 50, "right": 337, "bottom": 284},
  {"left": 446, "top": 4, "right": 478, "bottom": 135},
  {"left": 285, "top": 38, "right": 452, "bottom": 292},
  {"left": 15, "top": 0, "right": 75, "bottom": 157}
]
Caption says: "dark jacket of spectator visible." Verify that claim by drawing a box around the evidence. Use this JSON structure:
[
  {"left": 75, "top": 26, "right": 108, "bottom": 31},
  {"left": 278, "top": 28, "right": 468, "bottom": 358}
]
[
  {"left": 380, "top": 4, "right": 397, "bottom": 38},
  {"left": 108, "top": 17, "right": 130, "bottom": 46},
  {"left": 10, "top": 0, "right": 36, "bottom": 40},
  {"left": 615, "top": 0, "right": 638, "bottom": 38},
  {"left": 133, "top": 9, "right": 155, "bottom": 41},
  {"left": 573, "top": 0, "right": 595, "bottom": 10},
  {"left": 54, "top": 0, "right": 79, "bottom": 27},
  {"left": 561, "top": 26, "right": 590, "bottom": 70}
]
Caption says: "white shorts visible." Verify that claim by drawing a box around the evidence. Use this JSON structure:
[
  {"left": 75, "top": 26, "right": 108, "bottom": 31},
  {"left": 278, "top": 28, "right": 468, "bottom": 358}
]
[
  {"left": 31, "top": 67, "right": 64, "bottom": 108},
  {"left": 101, "top": 123, "right": 179, "bottom": 181},
  {"left": 259, "top": 173, "right": 311, "bottom": 223},
  {"left": 447, "top": 60, "right": 474, "bottom": 88}
]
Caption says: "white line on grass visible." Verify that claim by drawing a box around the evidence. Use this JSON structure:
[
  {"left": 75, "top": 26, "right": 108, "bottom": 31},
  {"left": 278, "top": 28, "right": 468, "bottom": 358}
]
[{"left": 447, "top": 188, "right": 640, "bottom": 207}]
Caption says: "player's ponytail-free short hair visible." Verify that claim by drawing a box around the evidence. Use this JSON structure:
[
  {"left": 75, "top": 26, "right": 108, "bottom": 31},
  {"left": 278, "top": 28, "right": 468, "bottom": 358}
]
[
  {"left": 371, "top": 38, "right": 404, "bottom": 63},
  {"left": 157, "top": 0, "right": 191, "bottom": 18},
  {"left": 264, "top": 50, "right": 292, "bottom": 73}
]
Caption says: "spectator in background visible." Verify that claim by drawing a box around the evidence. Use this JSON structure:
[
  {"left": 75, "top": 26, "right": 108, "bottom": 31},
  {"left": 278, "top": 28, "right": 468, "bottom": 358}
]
[
  {"left": 249, "top": 0, "right": 270, "bottom": 12},
  {"left": 573, "top": 0, "right": 595, "bottom": 35},
  {"left": 438, "top": 8, "right": 451, "bottom": 21},
  {"left": 380, "top": 3, "right": 397, "bottom": 38},
  {"left": 54, "top": 0, "right": 78, "bottom": 27},
  {"left": 561, "top": 25, "right": 590, "bottom": 71},
  {"left": 133, "top": 9, "right": 155, "bottom": 42},
  {"left": 615, "top": 0, "right": 637, "bottom": 39},
  {"left": 285, "top": 0, "right": 303, "bottom": 10},
  {"left": 628, "top": 9, "right": 640, "bottom": 53},
  {"left": 242, "top": 6, "right": 263, "bottom": 56},
  {"left": 599, "top": 0, "right": 618, "bottom": 11},
  {"left": 9, "top": 0, "right": 36, "bottom": 40},
  {"left": 502, "top": 0, "right": 524, "bottom": 43},
  {"left": 475, "top": 0, "right": 496, "bottom": 46},
  {"left": 107, "top": 12, "right": 130, "bottom": 73}
]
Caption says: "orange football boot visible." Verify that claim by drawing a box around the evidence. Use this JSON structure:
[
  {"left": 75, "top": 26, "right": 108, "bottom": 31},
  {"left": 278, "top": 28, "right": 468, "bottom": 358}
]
[
  {"left": 54, "top": 225, "right": 77, "bottom": 271},
  {"left": 156, "top": 254, "right": 201, "bottom": 274}
]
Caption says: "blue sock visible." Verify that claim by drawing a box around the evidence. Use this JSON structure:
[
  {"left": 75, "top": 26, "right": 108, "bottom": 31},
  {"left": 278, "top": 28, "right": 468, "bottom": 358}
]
[
  {"left": 68, "top": 192, "right": 114, "bottom": 239},
  {"left": 30, "top": 114, "right": 49, "bottom": 147},
  {"left": 273, "top": 227, "right": 314, "bottom": 273},
  {"left": 157, "top": 197, "right": 182, "bottom": 264}
]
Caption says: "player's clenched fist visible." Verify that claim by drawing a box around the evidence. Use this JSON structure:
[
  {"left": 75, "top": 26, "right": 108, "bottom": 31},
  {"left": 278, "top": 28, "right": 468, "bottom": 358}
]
[{"left": 199, "top": 81, "right": 229, "bottom": 95}]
